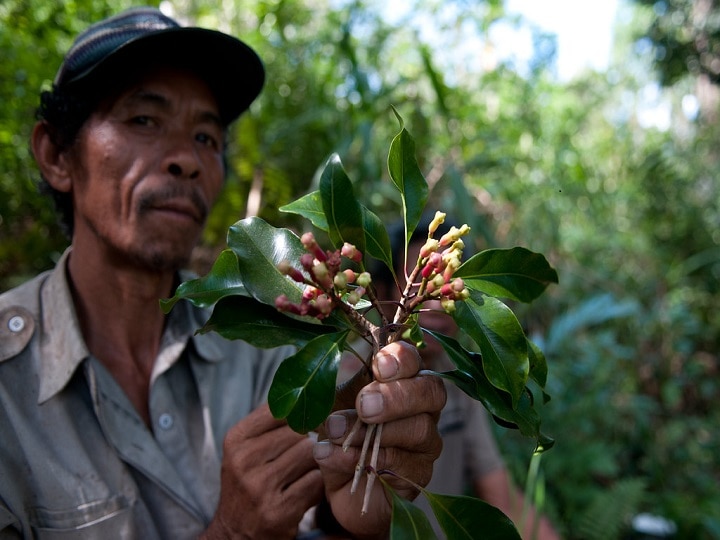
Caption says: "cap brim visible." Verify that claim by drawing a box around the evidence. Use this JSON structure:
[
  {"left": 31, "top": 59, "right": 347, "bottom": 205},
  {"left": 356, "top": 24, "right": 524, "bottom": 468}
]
[{"left": 63, "top": 27, "right": 265, "bottom": 125}]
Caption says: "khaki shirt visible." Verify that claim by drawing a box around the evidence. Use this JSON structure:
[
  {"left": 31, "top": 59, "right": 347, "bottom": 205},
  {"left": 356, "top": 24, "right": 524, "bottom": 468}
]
[{"left": 0, "top": 249, "right": 289, "bottom": 538}]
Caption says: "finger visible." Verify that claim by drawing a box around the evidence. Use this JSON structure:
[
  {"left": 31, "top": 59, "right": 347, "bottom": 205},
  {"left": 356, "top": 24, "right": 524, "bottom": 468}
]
[
  {"left": 356, "top": 373, "right": 446, "bottom": 424},
  {"left": 325, "top": 410, "right": 441, "bottom": 455},
  {"left": 230, "top": 403, "right": 288, "bottom": 438},
  {"left": 224, "top": 409, "right": 308, "bottom": 468},
  {"left": 271, "top": 436, "right": 320, "bottom": 489},
  {"left": 372, "top": 341, "right": 421, "bottom": 382},
  {"left": 282, "top": 468, "right": 324, "bottom": 509},
  {"left": 332, "top": 366, "right": 371, "bottom": 412},
  {"left": 313, "top": 438, "right": 436, "bottom": 497},
  {"left": 331, "top": 341, "right": 423, "bottom": 413}
]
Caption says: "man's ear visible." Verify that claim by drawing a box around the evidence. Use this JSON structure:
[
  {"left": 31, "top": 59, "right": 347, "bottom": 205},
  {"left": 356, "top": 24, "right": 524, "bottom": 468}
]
[{"left": 31, "top": 122, "right": 73, "bottom": 193}]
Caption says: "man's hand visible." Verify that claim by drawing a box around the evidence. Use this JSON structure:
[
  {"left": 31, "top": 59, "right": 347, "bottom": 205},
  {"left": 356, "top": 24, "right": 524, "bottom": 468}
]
[
  {"left": 202, "top": 405, "right": 323, "bottom": 540},
  {"left": 314, "top": 341, "right": 446, "bottom": 538}
]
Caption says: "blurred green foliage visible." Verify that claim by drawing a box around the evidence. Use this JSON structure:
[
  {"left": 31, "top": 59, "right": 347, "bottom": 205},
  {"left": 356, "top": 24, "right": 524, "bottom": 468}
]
[
  {"left": 632, "top": 0, "right": 720, "bottom": 86},
  {"left": 1, "top": 0, "right": 718, "bottom": 538}
]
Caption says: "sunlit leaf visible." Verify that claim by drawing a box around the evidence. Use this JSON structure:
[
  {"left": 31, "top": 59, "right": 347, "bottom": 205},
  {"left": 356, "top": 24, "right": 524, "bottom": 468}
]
[
  {"left": 227, "top": 217, "right": 308, "bottom": 307},
  {"left": 320, "top": 154, "right": 365, "bottom": 252},
  {"left": 160, "top": 249, "right": 246, "bottom": 313},
  {"left": 387, "top": 108, "right": 428, "bottom": 244},
  {"left": 388, "top": 486, "right": 439, "bottom": 540},
  {"left": 199, "top": 296, "right": 330, "bottom": 347},
  {"left": 268, "top": 331, "right": 349, "bottom": 433},
  {"left": 455, "top": 247, "right": 558, "bottom": 303},
  {"left": 423, "top": 491, "right": 521, "bottom": 540},
  {"left": 425, "top": 329, "right": 541, "bottom": 438},
  {"left": 279, "top": 190, "right": 329, "bottom": 231},
  {"left": 452, "top": 291, "right": 529, "bottom": 407}
]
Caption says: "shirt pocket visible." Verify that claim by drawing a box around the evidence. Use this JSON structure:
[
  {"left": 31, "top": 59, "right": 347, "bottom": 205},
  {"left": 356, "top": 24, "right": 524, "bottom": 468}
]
[{"left": 30, "top": 495, "right": 135, "bottom": 539}]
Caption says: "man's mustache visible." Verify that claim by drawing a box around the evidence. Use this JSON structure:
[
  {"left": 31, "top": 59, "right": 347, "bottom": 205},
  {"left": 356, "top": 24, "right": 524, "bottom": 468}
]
[{"left": 137, "top": 185, "right": 210, "bottom": 223}]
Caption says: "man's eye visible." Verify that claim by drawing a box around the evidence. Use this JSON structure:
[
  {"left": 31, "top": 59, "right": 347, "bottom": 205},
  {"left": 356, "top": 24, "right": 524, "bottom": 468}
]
[
  {"left": 196, "top": 132, "right": 219, "bottom": 148},
  {"left": 132, "top": 115, "right": 153, "bottom": 126}
]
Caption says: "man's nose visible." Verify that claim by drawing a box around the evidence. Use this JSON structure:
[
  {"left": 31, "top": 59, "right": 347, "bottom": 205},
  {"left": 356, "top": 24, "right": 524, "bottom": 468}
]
[{"left": 164, "top": 136, "right": 201, "bottom": 179}]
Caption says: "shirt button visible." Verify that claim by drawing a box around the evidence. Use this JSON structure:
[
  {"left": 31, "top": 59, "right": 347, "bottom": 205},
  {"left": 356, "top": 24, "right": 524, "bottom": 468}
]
[
  {"left": 158, "top": 413, "right": 174, "bottom": 430},
  {"left": 8, "top": 315, "right": 25, "bottom": 333}
]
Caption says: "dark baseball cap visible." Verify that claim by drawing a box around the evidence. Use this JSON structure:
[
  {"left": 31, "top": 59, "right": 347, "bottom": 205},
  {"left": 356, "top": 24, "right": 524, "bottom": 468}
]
[{"left": 54, "top": 6, "right": 265, "bottom": 125}]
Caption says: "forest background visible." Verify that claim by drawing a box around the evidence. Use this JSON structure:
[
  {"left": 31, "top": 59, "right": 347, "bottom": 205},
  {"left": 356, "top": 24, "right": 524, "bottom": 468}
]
[{"left": 1, "top": 0, "right": 719, "bottom": 538}]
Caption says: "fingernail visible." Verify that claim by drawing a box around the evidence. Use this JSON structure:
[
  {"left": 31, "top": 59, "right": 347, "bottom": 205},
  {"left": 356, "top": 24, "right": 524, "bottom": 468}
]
[
  {"left": 377, "top": 352, "right": 399, "bottom": 380},
  {"left": 360, "top": 391, "right": 384, "bottom": 418},
  {"left": 313, "top": 440, "right": 332, "bottom": 460},
  {"left": 326, "top": 414, "right": 347, "bottom": 439}
]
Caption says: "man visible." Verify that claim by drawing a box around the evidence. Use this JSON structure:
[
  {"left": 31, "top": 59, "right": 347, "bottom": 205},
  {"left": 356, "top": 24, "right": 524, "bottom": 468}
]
[
  {"left": 347, "top": 217, "right": 562, "bottom": 539},
  {"left": 0, "top": 8, "right": 445, "bottom": 539}
]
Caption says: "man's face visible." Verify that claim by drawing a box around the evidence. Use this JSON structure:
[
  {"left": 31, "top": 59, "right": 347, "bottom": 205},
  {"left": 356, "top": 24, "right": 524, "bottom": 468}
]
[{"left": 65, "top": 67, "right": 226, "bottom": 272}]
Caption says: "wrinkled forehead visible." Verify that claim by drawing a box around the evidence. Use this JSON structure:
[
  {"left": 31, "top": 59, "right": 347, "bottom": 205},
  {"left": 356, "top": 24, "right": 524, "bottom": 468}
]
[{"left": 92, "top": 64, "right": 222, "bottom": 123}]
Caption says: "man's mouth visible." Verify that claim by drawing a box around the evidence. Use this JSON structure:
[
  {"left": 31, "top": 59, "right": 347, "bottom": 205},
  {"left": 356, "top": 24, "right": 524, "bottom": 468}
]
[
  {"left": 138, "top": 187, "right": 209, "bottom": 224},
  {"left": 150, "top": 199, "right": 204, "bottom": 223}
]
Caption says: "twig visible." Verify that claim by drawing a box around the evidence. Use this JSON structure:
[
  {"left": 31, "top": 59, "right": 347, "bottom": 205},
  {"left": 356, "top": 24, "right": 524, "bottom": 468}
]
[
  {"left": 362, "top": 423, "right": 383, "bottom": 514},
  {"left": 343, "top": 417, "right": 364, "bottom": 452},
  {"left": 351, "top": 423, "right": 377, "bottom": 494}
]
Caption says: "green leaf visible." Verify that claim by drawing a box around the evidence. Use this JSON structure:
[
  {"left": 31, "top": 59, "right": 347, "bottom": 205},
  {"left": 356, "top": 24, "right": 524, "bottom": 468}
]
[
  {"left": 199, "top": 296, "right": 331, "bottom": 347},
  {"left": 387, "top": 109, "right": 428, "bottom": 244},
  {"left": 280, "top": 191, "right": 391, "bottom": 270},
  {"left": 160, "top": 249, "right": 246, "bottom": 313},
  {"left": 268, "top": 331, "right": 349, "bottom": 433},
  {"left": 389, "top": 488, "right": 439, "bottom": 540},
  {"left": 402, "top": 313, "right": 425, "bottom": 348},
  {"left": 279, "top": 190, "right": 329, "bottom": 231},
  {"left": 320, "top": 154, "right": 365, "bottom": 252},
  {"left": 527, "top": 338, "right": 548, "bottom": 390},
  {"left": 455, "top": 247, "right": 559, "bottom": 303},
  {"left": 423, "top": 491, "right": 521, "bottom": 540},
  {"left": 425, "top": 330, "right": 542, "bottom": 438},
  {"left": 452, "top": 292, "right": 529, "bottom": 407},
  {"left": 227, "top": 217, "right": 307, "bottom": 307},
  {"left": 362, "top": 205, "right": 393, "bottom": 271}
]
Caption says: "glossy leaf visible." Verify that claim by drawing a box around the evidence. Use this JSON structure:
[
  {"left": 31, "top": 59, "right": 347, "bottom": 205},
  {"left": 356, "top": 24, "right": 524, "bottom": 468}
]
[
  {"left": 227, "top": 217, "right": 308, "bottom": 307},
  {"left": 268, "top": 331, "right": 349, "bottom": 433},
  {"left": 402, "top": 313, "right": 425, "bottom": 348},
  {"left": 387, "top": 109, "right": 428, "bottom": 243},
  {"left": 362, "top": 205, "right": 393, "bottom": 271},
  {"left": 279, "top": 190, "right": 328, "bottom": 231},
  {"left": 452, "top": 291, "right": 529, "bottom": 407},
  {"left": 281, "top": 191, "right": 391, "bottom": 271},
  {"left": 423, "top": 491, "right": 521, "bottom": 540},
  {"left": 425, "top": 329, "right": 541, "bottom": 438},
  {"left": 160, "top": 249, "right": 246, "bottom": 312},
  {"left": 388, "top": 486, "right": 439, "bottom": 540},
  {"left": 527, "top": 338, "right": 548, "bottom": 391},
  {"left": 320, "top": 154, "right": 365, "bottom": 252},
  {"left": 455, "top": 247, "right": 559, "bottom": 303},
  {"left": 199, "top": 296, "right": 330, "bottom": 348}
]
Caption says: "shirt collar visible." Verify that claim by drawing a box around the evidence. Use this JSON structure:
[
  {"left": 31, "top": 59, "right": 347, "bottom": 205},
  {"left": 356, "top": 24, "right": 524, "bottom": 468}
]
[
  {"left": 37, "top": 248, "right": 89, "bottom": 404},
  {"left": 37, "top": 250, "right": 226, "bottom": 404}
]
